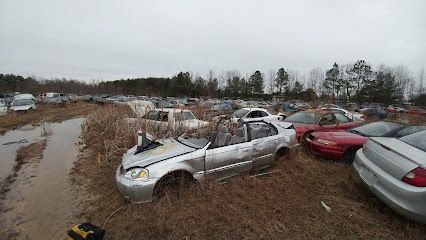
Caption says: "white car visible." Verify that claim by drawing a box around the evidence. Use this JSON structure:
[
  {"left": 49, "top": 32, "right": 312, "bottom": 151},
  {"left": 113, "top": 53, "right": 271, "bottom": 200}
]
[
  {"left": 10, "top": 99, "right": 36, "bottom": 112},
  {"left": 0, "top": 98, "right": 7, "bottom": 116},
  {"left": 321, "top": 107, "right": 364, "bottom": 121},
  {"left": 227, "top": 108, "right": 286, "bottom": 124},
  {"left": 13, "top": 93, "right": 35, "bottom": 101},
  {"left": 144, "top": 108, "right": 209, "bottom": 132}
]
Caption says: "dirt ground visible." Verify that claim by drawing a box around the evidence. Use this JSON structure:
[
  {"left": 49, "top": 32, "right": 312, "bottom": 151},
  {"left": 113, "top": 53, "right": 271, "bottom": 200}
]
[
  {"left": 0, "top": 102, "right": 99, "bottom": 134},
  {"left": 70, "top": 106, "right": 426, "bottom": 240}
]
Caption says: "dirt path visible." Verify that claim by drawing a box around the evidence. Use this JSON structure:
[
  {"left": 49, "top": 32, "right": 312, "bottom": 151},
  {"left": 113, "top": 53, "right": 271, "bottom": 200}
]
[{"left": 0, "top": 118, "right": 85, "bottom": 240}]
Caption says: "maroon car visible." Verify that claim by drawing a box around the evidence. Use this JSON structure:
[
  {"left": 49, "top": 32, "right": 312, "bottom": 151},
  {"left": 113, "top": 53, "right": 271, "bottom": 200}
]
[
  {"left": 284, "top": 109, "right": 358, "bottom": 141},
  {"left": 304, "top": 121, "right": 426, "bottom": 161}
]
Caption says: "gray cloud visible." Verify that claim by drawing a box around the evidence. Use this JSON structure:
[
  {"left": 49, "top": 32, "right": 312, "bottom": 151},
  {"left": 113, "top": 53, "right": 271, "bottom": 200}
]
[{"left": 0, "top": 0, "right": 425, "bottom": 81}]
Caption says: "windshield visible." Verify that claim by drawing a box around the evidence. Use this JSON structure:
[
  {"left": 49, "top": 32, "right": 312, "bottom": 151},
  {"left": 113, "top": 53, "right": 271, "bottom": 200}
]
[
  {"left": 175, "top": 111, "right": 196, "bottom": 121},
  {"left": 211, "top": 104, "right": 226, "bottom": 111},
  {"left": 351, "top": 121, "right": 403, "bottom": 137},
  {"left": 285, "top": 112, "right": 319, "bottom": 124},
  {"left": 400, "top": 130, "right": 426, "bottom": 152},
  {"left": 177, "top": 134, "right": 208, "bottom": 149},
  {"left": 12, "top": 99, "right": 33, "bottom": 106},
  {"left": 234, "top": 109, "right": 250, "bottom": 118}
]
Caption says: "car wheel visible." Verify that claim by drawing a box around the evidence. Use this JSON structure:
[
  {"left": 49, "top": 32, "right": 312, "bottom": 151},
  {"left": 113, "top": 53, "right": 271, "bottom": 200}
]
[
  {"left": 153, "top": 171, "right": 195, "bottom": 200},
  {"left": 342, "top": 146, "right": 362, "bottom": 163},
  {"left": 274, "top": 147, "right": 289, "bottom": 161}
]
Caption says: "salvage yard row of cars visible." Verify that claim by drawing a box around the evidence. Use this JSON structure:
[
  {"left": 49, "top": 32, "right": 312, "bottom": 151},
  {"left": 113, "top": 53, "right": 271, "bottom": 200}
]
[
  {"left": 1, "top": 92, "right": 425, "bottom": 224},
  {"left": 114, "top": 100, "right": 426, "bottom": 225}
]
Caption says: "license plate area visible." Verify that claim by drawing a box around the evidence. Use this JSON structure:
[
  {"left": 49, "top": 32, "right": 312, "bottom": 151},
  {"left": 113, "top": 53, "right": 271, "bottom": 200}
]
[{"left": 360, "top": 165, "right": 377, "bottom": 186}]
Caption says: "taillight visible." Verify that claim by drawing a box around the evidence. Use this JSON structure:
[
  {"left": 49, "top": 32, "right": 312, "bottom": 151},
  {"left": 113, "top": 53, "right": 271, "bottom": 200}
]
[{"left": 402, "top": 167, "right": 426, "bottom": 187}]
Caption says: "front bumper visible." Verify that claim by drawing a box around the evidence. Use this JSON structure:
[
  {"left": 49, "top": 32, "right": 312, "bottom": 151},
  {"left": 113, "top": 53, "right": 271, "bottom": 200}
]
[
  {"left": 115, "top": 165, "right": 158, "bottom": 203},
  {"left": 353, "top": 149, "right": 426, "bottom": 224},
  {"left": 304, "top": 137, "right": 344, "bottom": 159}
]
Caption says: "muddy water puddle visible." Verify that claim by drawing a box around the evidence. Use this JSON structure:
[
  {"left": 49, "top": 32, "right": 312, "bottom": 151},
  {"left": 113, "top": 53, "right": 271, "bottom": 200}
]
[
  {"left": 0, "top": 118, "right": 85, "bottom": 240},
  {"left": 0, "top": 124, "right": 51, "bottom": 179}
]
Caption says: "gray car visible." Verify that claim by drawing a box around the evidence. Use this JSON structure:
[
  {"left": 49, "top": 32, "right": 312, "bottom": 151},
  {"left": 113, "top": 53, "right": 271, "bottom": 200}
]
[
  {"left": 353, "top": 130, "right": 426, "bottom": 224},
  {"left": 116, "top": 120, "right": 297, "bottom": 203}
]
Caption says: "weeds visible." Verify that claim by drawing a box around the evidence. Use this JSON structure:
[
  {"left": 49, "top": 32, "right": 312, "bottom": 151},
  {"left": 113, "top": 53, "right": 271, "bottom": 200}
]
[{"left": 72, "top": 107, "right": 426, "bottom": 240}]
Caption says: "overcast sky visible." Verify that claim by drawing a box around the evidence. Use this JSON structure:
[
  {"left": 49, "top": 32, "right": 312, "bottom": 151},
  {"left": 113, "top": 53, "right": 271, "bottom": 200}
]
[{"left": 0, "top": 0, "right": 425, "bottom": 81}]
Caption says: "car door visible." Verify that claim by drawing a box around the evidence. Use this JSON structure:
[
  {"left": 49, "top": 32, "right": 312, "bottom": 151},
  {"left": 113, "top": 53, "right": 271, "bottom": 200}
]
[
  {"left": 205, "top": 126, "right": 253, "bottom": 180},
  {"left": 248, "top": 122, "right": 278, "bottom": 169}
]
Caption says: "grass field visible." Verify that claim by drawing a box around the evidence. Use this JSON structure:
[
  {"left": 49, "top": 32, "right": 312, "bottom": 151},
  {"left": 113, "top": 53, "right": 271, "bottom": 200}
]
[{"left": 71, "top": 105, "right": 426, "bottom": 240}]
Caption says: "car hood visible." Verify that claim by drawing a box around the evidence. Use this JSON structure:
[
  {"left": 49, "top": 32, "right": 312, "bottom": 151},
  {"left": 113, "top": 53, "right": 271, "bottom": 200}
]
[
  {"left": 122, "top": 138, "right": 196, "bottom": 169},
  {"left": 11, "top": 105, "right": 32, "bottom": 111},
  {"left": 311, "top": 130, "right": 367, "bottom": 142}
]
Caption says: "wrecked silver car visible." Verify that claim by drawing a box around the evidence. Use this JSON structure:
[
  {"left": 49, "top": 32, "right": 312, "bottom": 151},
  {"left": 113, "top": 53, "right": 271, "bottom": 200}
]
[{"left": 116, "top": 120, "right": 297, "bottom": 203}]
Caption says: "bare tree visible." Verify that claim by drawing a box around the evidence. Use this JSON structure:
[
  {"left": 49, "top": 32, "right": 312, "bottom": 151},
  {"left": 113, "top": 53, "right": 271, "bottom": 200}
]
[{"left": 418, "top": 68, "right": 424, "bottom": 96}]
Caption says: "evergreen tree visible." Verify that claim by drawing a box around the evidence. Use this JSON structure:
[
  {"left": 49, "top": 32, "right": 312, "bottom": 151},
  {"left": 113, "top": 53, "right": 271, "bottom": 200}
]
[
  {"left": 249, "top": 71, "right": 264, "bottom": 95},
  {"left": 323, "top": 63, "right": 340, "bottom": 98},
  {"left": 275, "top": 68, "right": 288, "bottom": 97}
]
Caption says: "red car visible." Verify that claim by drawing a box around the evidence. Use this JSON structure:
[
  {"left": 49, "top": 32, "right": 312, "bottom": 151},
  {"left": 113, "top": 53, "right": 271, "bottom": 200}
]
[
  {"left": 304, "top": 121, "right": 426, "bottom": 161},
  {"left": 407, "top": 108, "right": 423, "bottom": 115},
  {"left": 284, "top": 110, "right": 358, "bottom": 141}
]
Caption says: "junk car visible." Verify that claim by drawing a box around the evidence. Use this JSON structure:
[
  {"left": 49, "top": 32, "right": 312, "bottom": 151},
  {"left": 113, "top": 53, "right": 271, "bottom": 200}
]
[{"left": 116, "top": 120, "right": 297, "bottom": 203}]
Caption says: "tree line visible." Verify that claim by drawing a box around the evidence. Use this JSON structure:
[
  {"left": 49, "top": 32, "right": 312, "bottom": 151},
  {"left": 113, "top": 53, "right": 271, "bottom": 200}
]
[{"left": 1, "top": 60, "right": 425, "bottom": 106}]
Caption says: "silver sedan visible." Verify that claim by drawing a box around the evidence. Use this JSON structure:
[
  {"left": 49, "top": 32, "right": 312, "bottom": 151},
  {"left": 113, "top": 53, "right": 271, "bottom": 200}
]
[
  {"left": 353, "top": 130, "right": 426, "bottom": 224},
  {"left": 116, "top": 120, "right": 297, "bottom": 203}
]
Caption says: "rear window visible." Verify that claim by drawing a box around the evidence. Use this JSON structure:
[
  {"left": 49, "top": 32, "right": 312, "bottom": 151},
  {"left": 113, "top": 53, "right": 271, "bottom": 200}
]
[
  {"left": 285, "top": 112, "right": 319, "bottom": 124},
  {"left": 352, "top": 121, "right": 403, "bottom": 137},
  {"left": 400, "top": 130, "right": 426, "bottom": 152}
]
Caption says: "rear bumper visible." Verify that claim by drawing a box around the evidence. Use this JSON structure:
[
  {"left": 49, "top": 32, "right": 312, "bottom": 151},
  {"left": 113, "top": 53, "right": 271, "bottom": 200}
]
[{"left": 353, "top": 149, "right": 426, "bottom": 224}]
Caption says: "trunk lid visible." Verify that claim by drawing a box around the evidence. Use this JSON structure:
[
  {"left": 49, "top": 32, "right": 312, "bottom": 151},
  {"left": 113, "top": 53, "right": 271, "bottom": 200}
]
[{"left": 363, "top": 137, "right": 426, "bottom": 179}]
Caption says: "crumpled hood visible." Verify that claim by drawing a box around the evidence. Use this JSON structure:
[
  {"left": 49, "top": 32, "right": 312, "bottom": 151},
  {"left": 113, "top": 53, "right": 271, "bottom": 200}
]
[{"left": 121, "top": 138, "right": 195, "bottom": 169}]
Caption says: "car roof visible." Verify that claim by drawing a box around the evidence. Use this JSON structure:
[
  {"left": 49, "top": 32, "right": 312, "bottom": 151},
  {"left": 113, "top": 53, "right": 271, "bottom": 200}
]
[
  {"left": 241, "top": 107, "right": 268, "bottom": 111},
  {"left": 153, "top": 108, "right": 191, "bottom": 113}
]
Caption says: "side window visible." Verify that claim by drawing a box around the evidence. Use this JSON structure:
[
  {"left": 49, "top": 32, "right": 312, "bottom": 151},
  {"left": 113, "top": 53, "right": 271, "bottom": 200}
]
[
  {"left": 160, "top": 112, "right": 169, "bottom": 122},
  {"left": 260, "top": 111, "right": 269, "bottom": 117},
  {"left": 334, "top": 113, "right": 350, "bottom": 123},
  {"left": 319, "top": 113, "right": 336, "bottom": 125},
  {"left": 146, "top": 110, "right": 159, "bottom": 120},
  {"left": 248, "top": 111, "right": 260, "bottom": 118},
  {"left": 248, "top": 123, "right": 276, "bottom": 140}
]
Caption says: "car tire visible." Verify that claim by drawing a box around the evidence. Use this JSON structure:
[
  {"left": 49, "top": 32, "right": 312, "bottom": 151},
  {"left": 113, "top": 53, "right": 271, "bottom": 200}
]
[
  {"left": 153, "top": 171, "right": 195, "bottom": 200},
  {"left": 342, "top": 146, "right": 362, "bottom": 163},
  {"left": 274, "top": 147, "right": 289, "bottom": 161}
]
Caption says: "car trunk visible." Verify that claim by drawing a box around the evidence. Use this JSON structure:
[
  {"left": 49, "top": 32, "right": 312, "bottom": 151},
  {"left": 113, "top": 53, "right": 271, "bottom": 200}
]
[{"left": 363, "top": 137, "right": 426, "bottom": 180}]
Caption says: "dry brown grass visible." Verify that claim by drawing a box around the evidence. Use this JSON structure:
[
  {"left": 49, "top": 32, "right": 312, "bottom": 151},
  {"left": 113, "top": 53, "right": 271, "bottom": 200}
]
[
  {"left": 0, "top": 140, "right": 47, "bottom": 194},
  {"left": 0, "top": 102, "right": 99, "bottom": 135},
  {"left": 71, "top": 108, "right": 426, "bottom": 240}
]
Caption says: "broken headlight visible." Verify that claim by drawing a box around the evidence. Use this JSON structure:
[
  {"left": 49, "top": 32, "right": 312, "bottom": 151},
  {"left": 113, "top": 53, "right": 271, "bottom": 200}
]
[{"left": 124, "top": 168, "right": 149, "bottom": 181}]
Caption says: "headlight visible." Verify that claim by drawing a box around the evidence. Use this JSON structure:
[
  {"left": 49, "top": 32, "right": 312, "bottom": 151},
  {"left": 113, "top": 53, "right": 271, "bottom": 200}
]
[
  {"left": 124, "top": 168, "right": 149, "bottom": 181},
  {"left": 317, "top": 139, "right": 337, "bottom": 145}
]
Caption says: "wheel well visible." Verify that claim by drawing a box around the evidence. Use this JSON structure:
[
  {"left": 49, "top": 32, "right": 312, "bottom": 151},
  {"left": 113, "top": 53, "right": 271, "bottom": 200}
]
[
  {"left": 275, "top": 147, "right": 289, "bottom": 158},
  {"left": 345, "top": 145, "right": 362, "bottom": 155},
  {"left": 155, "top": 170, "right": 195, "bottom": 188}
]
